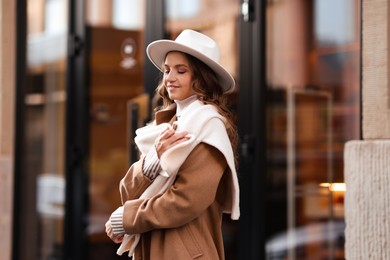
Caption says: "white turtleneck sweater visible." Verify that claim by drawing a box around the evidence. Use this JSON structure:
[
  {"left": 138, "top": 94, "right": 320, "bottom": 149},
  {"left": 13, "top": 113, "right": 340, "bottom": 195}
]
[{"left": 174, "top": 94, "right": 198, "bottom": 121}]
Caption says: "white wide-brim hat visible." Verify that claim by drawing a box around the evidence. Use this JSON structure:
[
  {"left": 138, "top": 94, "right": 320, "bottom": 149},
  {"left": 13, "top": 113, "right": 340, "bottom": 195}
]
[{"left": 146, "top": 29, "right": 235, "bottom": 93}]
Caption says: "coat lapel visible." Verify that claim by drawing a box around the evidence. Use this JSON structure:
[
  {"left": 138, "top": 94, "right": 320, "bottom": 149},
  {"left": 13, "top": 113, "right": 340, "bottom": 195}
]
[{"left": 155, "top": 106, "right": 176, "bottom": 125}]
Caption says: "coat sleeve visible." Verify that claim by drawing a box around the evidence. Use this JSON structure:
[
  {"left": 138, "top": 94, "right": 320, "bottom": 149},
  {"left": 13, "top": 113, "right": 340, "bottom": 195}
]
[
  {"left": 121, "top": 143, "right": 227, "bottom": 234},
  {"left": 119, "top": 157, "right": 153, "bottom": 203}
]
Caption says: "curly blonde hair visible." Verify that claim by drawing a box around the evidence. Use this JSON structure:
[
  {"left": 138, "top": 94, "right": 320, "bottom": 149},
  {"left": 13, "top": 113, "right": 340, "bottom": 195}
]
[{"left": 154, "top": 52, "right": 239, "bottom": 163}]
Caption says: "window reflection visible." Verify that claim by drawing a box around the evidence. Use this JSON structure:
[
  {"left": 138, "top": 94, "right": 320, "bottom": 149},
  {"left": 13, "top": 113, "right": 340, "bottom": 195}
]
[
  {"left": 25, "top": 0, "right": 68, "bottom": 258},
  {"left": 266, "top": 0, "right": 360, "bottom": 259},
  {"left": 165, "top": 0, "right": 200, "bottom": 19},
  {"left": 314, "top": 0, "right": 355, "bottom": 46},
  {"left": 86, "top": 1, "right": 147, "bottom": 258},
  {"left": 112, "top": 0, "right": 144, "bottom": 30}
]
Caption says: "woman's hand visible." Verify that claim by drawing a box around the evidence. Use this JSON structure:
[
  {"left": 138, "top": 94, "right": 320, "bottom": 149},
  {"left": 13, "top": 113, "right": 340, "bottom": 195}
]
[
  {"left": 155, "top": 125, "right": 189, "bottom": 158},
  {"left": 105, "top": 220, "right": 124, "bottom": 244}
]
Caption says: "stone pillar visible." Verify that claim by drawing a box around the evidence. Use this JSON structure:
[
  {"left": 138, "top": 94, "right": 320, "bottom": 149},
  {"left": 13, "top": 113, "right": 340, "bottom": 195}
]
[
  {"left": 344, "top": 0, "right": 390, "bottom": 259},
  {"left": 361, "top": 0, "right": 390, "bottom": 139},
  {"left": 0, "top": 0, "right": 16, "bottom": 260},
  {"left": 344, "top": 141, "right": 390, "bottom": 259}
]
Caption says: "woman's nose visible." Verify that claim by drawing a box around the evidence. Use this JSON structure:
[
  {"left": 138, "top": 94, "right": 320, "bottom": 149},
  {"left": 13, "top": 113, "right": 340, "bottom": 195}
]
[{"left": 165, "top": 71, "right": 176, "bottom": 82}]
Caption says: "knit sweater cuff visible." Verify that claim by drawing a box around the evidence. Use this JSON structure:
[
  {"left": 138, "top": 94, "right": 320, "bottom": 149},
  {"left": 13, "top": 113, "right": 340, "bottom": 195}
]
[
  {"left": 142, "top": 146, "right": 161, "bottom": 180},
  {"left": 110, "top": 206, "right": 125, "bottom": 236}
]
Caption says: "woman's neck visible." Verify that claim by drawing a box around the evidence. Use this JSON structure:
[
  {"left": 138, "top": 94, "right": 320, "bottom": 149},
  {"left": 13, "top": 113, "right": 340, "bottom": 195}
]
[{"left": 174, "top": 95, "right": 198, "bottom": 118}]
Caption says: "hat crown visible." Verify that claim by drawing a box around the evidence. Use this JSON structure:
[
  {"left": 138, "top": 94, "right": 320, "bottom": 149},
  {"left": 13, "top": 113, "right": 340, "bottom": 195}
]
[{"left": 175, "top": 30, "right": 220, "bottom": 63}]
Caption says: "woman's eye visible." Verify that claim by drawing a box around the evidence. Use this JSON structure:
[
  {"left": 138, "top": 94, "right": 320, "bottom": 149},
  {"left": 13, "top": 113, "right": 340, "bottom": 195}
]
[{"left": 178, "top": 70, "right": 186, "bottom": 74}]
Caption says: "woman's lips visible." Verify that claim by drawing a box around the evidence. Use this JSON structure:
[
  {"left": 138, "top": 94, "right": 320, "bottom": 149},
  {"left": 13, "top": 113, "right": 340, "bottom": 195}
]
[{"left": 167, "top": 85, "right": 179, "bottom": 90}]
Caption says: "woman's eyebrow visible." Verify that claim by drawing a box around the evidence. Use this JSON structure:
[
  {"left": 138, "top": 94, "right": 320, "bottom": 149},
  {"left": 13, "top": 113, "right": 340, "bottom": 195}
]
[{"left": 164, "top": 63, "right": 189, "bottom": 69}]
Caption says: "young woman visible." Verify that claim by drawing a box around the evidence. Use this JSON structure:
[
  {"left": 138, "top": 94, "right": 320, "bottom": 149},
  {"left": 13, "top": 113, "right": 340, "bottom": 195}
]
[{"left": 105, "top": 29, "right": 240, "bottom": 259}]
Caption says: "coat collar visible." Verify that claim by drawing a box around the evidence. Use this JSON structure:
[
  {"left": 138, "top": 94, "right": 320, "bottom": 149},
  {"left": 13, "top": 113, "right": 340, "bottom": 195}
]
[{"left": 155, "top": 104, "right": 177, "bottom": 125}]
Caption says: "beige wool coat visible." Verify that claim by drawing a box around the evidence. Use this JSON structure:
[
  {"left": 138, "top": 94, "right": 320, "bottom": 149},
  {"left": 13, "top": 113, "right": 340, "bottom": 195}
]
[{"left": 119, "top": 108, "right": 235, "bottom": 260}]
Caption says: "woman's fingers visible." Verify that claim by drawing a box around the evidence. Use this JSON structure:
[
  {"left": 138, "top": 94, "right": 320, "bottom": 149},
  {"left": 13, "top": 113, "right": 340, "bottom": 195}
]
[
  {"left": 105, "top": 220, "right": 125, "bottom": 244},
  {"left": 155, "top": 127, "right": 189, "bottom": 157},
  {"left": 112, "top": 234, "right": 124, "bottom": 244},
  {"left": 160, "top": 126, "right": 174, "bottom": 136},
  {"left": 105, "top": 220, "right": 112, "bottom": 234},
  {"left": 170, "top": 137, "right": 190, "bottom": 147},
  {"left": 170, "top": 131, "right": 190, "bottom": 146}
]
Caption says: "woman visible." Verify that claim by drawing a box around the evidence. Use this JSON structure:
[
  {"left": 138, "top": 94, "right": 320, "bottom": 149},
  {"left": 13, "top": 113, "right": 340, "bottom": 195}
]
[{"left": 105, "top": 29, "right": 240, "bottom": 259}]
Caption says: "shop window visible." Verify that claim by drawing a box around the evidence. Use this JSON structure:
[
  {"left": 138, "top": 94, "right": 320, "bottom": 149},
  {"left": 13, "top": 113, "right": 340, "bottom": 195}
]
[
  {"left": 265, "top": 0, "right": 360, "bottom": 259},
  {"left": 21, "top": 0, "right": 69, "bottom": 258},
  {"left": 86, "top": 1, "right": 147, "bottom": 258}
]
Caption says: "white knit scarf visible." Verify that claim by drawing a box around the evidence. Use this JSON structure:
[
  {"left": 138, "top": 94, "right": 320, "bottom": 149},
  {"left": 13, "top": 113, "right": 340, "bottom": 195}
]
[{"left": 117, "top": 99, "right": 240, "bottom": 257}]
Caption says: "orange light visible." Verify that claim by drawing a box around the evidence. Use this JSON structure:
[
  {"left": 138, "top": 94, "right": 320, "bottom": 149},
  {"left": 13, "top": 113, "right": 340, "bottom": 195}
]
[{"left": 319, "top": 182, "right": 346, "bottom": 192}]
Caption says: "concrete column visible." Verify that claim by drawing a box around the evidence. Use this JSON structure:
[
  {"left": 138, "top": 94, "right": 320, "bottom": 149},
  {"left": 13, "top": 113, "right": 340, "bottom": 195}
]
[
  {"left": 344, "top": 141, "right": 390, "bottom": 259},
  {"left": 345, "top": 0, "right": 390, "bottom": 259},
  {"left": 361, "top": 0, "right": 390, "bottom": 139}
]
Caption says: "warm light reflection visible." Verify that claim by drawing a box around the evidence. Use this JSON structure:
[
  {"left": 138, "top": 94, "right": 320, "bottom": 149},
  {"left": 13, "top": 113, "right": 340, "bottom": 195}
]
[{"left": 319, "top": 182, "right": 346, "bottom": 192}]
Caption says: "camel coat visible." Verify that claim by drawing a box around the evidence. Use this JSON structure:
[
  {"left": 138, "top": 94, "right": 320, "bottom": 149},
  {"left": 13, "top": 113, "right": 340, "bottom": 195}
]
[{"left": 119, "top": 109, "right": 234, "bottom": 260}]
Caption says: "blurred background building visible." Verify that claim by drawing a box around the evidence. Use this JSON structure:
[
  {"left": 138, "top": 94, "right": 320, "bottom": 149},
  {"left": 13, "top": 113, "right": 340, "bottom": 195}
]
[{"left": 1, "top": 0, "right": 386, "bottom": 259}]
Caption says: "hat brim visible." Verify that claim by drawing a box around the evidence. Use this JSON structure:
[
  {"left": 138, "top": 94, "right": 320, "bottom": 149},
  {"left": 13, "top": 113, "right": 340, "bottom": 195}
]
[{"left": 146, "top": 40, "right": 235, "bottom": 93}]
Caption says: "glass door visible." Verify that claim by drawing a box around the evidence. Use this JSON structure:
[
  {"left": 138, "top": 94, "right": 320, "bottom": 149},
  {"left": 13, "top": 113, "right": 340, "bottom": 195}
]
[
  {"left": 84, "top": 0, "right": 241, "bottom": 259},
  {"left": 265, "top": 0, "right": 360, "bottom": 259},
  {"left": 85, "top": 0, "right": 148, "bottom": 259}
]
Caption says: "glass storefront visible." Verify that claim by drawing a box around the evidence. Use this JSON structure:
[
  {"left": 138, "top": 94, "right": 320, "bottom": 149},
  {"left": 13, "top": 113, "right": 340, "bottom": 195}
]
[
  {"left": 23, "top": 0, "right": 68, "bottom": 258},
  {"left": 15, "top": 0, "right": 361, "bottom": 259},
  {"left": 265, "top": 0, "right": 360, "bottom": 259}
]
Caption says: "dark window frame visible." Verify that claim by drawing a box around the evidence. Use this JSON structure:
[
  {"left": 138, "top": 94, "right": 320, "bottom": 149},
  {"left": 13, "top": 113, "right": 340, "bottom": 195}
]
[
  {"left": 237, "top": 0, "right": 267, "bottom": 259},
  {"left": 13, "top": 0, "right": 29, "bottom": 257}
]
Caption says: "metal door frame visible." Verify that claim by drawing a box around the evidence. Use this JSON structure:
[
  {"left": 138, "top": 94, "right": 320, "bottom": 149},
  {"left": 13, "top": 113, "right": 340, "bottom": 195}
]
[{"left": 238, "top": 0, "right": 267, "bottom": 259}]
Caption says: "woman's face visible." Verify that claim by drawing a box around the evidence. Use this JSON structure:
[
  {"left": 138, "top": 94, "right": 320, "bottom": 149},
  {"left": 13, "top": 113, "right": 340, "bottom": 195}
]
[{"left": 163, "top": 51, "right": 195, "bottom": 101}]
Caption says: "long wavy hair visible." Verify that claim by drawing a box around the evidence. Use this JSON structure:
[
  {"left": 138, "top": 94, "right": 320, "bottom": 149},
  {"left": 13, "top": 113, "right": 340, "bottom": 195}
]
[{"left": 155, "top": 52, "right": 239, "bottom": 164}]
